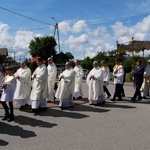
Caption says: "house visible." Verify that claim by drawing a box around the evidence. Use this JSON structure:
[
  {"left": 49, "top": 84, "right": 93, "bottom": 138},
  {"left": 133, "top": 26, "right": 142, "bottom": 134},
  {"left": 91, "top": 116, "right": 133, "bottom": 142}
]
[
  {"left": 0, "top": 48, "right": 8, "bottom": 58},
  {"left": 0, "top": 48, "right": 8, "bottom": 65}
]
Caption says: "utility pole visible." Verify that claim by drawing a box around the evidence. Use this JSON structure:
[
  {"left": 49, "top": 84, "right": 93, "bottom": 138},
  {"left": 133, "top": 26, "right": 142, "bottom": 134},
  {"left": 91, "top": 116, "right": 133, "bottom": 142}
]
[{"left": 51, "top": 17, "right": 61, "bottom": 64}]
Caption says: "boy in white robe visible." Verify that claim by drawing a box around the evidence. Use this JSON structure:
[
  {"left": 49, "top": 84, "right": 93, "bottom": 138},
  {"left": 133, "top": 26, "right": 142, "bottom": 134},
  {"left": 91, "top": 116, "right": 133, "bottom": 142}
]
[
  {"left": 74, "top": 59, "right": 84, "bottom": 99},
  {"left": 141, "top": 60, "right": 150, "bottom": 98},
  {"left": 0, "top": 71, "right": 4, "bottom": 97},
  {"left": 30, "top": 58, "right": 48, "bottom": 114},
  {"left": 101, "top": 60, "right": 111, "bottom": 98},
  {"left": 55, "top": 61, "right": 75, "bottom": 108},
  {"left": 46, "top": 57, "right": 57, "bottom": 102},
  {"left": 13, "top": 61, "right": 31, "bottom": 110},
  {"left": 111, "top": 59, "right": 124, "bottom": 102},
  {"left": 0, "top": 66, "right": 16, "bottom": 122},
  {"left": 86, "top": 61, "right": 105, "bottom": 105}
]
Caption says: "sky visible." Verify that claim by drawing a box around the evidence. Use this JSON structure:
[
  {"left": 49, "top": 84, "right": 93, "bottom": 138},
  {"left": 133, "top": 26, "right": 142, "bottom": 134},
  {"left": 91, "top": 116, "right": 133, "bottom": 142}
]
[{"left": 0, "top": 0, "right": 150, "bottom": 61}]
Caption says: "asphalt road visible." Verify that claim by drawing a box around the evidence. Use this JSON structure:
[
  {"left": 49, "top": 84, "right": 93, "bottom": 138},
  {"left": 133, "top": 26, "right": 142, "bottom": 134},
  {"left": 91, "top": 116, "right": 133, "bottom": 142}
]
[{"left": 0, "top": 82, "right": 150, "bottom": 150}]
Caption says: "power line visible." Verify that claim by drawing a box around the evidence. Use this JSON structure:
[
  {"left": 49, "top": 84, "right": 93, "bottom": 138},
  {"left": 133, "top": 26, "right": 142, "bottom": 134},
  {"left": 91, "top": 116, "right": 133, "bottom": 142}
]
[
  {"left": 89, "top": 12, "right": 150, "bottom": 24},
  {"left": 9, "top": 26, "right": 52, "bottom": 32},
  {"left": 0, "top": 6, "right": 53, "bottom": 26}
]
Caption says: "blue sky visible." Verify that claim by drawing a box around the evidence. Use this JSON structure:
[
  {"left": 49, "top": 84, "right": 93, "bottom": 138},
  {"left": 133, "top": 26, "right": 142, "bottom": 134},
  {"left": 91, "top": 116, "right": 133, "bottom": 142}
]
[{"left": 0, "top": 0, "right": 150, "bottom": 61}]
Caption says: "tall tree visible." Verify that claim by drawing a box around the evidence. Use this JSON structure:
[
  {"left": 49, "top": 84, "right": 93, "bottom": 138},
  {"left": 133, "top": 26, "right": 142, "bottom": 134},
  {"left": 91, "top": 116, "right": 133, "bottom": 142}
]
[
  {"left": 65, "top": 52, "right": 74, "bottom": 60},
  {"left": 81, "top": 56, "right": 93, "bottom": 70},
  {"left": 29, "top": 36, "right": 57, "bottom": 61}
]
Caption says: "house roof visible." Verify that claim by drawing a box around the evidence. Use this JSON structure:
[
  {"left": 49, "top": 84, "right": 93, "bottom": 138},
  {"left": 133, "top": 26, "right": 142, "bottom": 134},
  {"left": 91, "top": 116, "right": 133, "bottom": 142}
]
[{"left": 0, "top": 48, "right": 8, "bottom": 56}]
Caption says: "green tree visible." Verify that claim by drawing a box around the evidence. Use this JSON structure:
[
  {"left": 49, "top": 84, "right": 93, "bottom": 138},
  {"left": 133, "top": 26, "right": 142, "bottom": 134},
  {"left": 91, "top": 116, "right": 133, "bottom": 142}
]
[
  {"left": 29, "top": 36, "right": 57, "bottom": 61},
  {"left": 93, "top": 52, "right": 107, "bottom": 63},
  {"left": 81, "top": 56, "right": 93, "bottom": 70},
  {"left": 65, "top": 52, "right": 74, "bottom": 60}
]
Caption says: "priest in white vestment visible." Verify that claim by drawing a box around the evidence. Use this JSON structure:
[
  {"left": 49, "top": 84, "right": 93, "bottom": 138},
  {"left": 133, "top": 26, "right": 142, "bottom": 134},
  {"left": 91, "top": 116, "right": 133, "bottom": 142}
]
[
  {"left": 86, "top": 61, "right": 105, "bottom": 105},
  {"left": 30, "top": 58, "right": 48, "bottom": 113},
  {"left": 13, "top": 61, "right": 31, "bottom": 109},
  {"left": 74, "top": 59, "right": 84, "bottom": 99},
  {"left": 46, "top": 57, "right": 57, "bottom": 102},
  {"left": 55, "top": 61, "right": 75, "bottom": 108}
]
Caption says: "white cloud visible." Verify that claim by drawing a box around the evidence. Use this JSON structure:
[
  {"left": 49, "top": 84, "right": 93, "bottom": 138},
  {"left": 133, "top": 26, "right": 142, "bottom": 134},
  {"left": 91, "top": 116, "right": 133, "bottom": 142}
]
[
  {"left": 111, "top": 15, "right": 150, "bottom": 43},
  {"left": 88, "top": 26, "right": 110, "bottom": 38},
  {"left": 0, "top": 23, "right": 14, "bottom": 48},
  {"left": 59, "top": 20, "right": 88, "bottom": 34},
  {"left": 72, "top": 20, "right": 88, "bottom": 33},
  {"left": 66, "top": 34, "right": 88, "bottom": 44},
  {"left": 59, "top": 21, "right": 71, "bottom": 34}
]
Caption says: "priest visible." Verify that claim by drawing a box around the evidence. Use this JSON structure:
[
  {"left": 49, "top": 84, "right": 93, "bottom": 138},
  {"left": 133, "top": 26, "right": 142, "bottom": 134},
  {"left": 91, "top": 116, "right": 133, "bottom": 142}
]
[
  {"left": 55, "top": 61, "right": 75, "bottom": 108},
  {"left": 86, "top": 61, "right": 105, "bottom": 105}
]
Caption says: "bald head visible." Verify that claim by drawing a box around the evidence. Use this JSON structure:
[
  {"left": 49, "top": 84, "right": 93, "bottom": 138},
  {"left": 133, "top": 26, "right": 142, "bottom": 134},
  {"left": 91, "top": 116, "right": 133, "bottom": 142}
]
[
  {"left": 75, "top": 59, "right": 80, "bottom": 66},
  {"left": 65, "top": 61, "right": 71, "bottom": 69},
  {"left": 93, "top": 61, "right": 99, "bottom": 68},
  {"left": 20, "top": 61, "right": 26, "bottom": 68},
  {"left": 48, "top": 57, "right": 53, "bottom": 64}
]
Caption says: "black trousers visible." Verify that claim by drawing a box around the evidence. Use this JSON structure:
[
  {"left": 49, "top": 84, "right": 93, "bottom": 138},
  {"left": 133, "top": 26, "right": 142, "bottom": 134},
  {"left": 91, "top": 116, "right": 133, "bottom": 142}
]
[
  {"left": 103, "top": 86, "right": 111, "bottom": 97},
  {"left": 113, "top": 84, "right": 122, "bottom": 100},
  {"left": 1, "top": 101, "right": 14, "bottom": 117},
  {"left": 133, "top": 82, "right": 143, "bottom": 99}
]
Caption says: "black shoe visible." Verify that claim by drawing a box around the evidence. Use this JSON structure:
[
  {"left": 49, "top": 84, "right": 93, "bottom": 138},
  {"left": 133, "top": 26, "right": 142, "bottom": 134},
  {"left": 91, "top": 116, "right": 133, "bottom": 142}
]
[
  {"left": 131, "top": 98, "right": 136, "bottom": 102},
  {"left": 19, "top": 106, "right": 25, "bottom": 111},
  {"left": 118, "top": 98, "right": 122, "bottom": 101},
  {"left": 141, "top": 96, "right": 146, "bottom": 99},
  {"left": 2, "top": 116, "right": 9, "bottom": 121},
  {"left": 77, "top": 96, "right": 82, "bottom": 99},
  {"left": 102, "top": 101, "right": 105, "bottom": 105},
  {"left": 7, "top": 117, "right": 14, "bottom": 122},
  {"left": 138, "top": 98, "right": 142, "bottom": 100},
  {"left": 111, "top": 98, "right": 116, "bottom": 102},
  {"left": 40, "top": 107, "right": 47, "bottom": 112},
  {"left": 107, "top": 95, "right": 111, "bottom": 99}
]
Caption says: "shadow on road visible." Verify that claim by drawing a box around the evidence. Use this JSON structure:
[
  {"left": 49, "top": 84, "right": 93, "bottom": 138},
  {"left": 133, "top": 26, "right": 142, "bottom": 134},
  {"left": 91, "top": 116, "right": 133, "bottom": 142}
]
[
  {"left": 100, "top": 101, "right": 137, "bottom": 109},
  {"left": 71, "top": 103, "right": 111, "bottom": 113},
  {"left": 14, "top": 115, "right": 57, "bottom": 128},
  {"left": 0, "top": 139, "right": 9, "bottom": 146},
  {"left": 0, "top": 121, "right": 36, "bottom": 138},
  {"left": 38, "top": 108, "right": 90, "bottom": 119}
]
